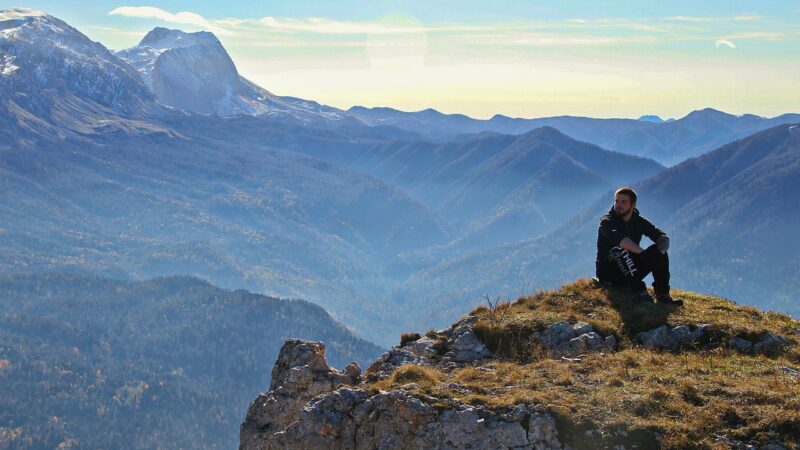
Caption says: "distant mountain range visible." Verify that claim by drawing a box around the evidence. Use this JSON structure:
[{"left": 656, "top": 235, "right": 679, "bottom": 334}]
[
  {"left": 327, "top": 126, "right": 663, "bottom": 253},
  {"left": 397, "top": 123, "right": 800, "bottom": 329},
  {"left": 350, "top": 105, "right": 800, "bottom": 166},
  {"left": 2, "top": 7, "right": 799, "bottom": 341}
]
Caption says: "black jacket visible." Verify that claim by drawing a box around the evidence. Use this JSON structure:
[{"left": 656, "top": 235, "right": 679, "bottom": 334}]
[{"left": 596, "top": 207, "right": 666, "bottom": 275}]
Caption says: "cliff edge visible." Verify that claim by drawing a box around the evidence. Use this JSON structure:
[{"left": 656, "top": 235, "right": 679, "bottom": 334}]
[{"left": 240, "top": 279, "right": 800, "bottom": 449}]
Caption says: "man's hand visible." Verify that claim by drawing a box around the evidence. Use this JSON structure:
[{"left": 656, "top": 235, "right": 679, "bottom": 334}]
[
  {"left": 619, "top": 237, "right": 644, "bottom": 254},
  {"left": 657, "top": 236, "right": 670, "bottom": 254}
]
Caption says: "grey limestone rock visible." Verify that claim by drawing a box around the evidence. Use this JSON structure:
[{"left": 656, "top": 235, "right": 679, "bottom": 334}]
[
  {"left": 365, "top": 347, "right": 428, "bottom": 382},
  {"left": 445, "top": 315, "right": 494, "bottom": 364},
  {"left": 730, "top": 332, "right": 791, "bottom": 356},
  {"left": 636, "top": 324, "right": 709, "bottom": 350},
  {"left": 366, "top": 315, "right": 493, "bottom": 381},
  {"left": 732, "top": 337, "right": 754, "bottom": 352},
  {"left": 752, "top": 332, "right": 790, "bottom": 355},
  {"left": 239, "top": 340, "right": 359, "bottom": 450},
  {"left": 245, "top": 386, "right": 563, "bottom": 450},
  {"left": 404, "top": 336, "right": 439, "bottom": 359},
  {"left": 240, "top": 339, "right": 563, "bottom": 450},
  {"left": 539, "top": 321, "right": 617, "bottom": 358}
]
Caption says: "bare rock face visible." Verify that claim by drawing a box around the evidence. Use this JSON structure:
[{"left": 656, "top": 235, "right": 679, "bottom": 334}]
[
  {"left": 365, "top": 316, "right": 492, "bottom": 381},
  {"left": 446, "top": 315, "right": 494, "bottom": 363},
  {"left": 239, "top": 340, "right": 360, "bottom": 450},
  {"left": 730, "top": 332, "right": 791, "bottom": 355},
  {"left": 240, "top": 339, "right": 562, "bottom": 450},
  {"left": 636, "top": 324, "right": 709, "bottom": 351},
  {"left": 538, "top": 321, "right": 617, "bottom": 358}
]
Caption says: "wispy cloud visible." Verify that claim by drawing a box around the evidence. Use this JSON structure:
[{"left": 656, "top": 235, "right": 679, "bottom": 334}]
[
  {"left": 109, "top": 6, "right": 231, "bottom": 35},
  {"left": 723, "top": 31, "right": 787, "bottom": 40},
  {"left": 257, "top": 17, "right": 429, "bottom": 35},
  {"left": 666, "top": 14, "right": 763, "bottom": 22},
  {"left": 476, "top": 32, "right": 658, "bottom": 47},
  {"left": 105, "top": 6, "right": 798, "bottom": 52},
  {"left": 715, "top": 39, "right": 736, "bottom": 48}
]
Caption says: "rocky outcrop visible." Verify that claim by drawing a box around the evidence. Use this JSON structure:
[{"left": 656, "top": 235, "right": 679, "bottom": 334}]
[
  {"left": 240, "top": 312, "right": 796, "bottom": 449},
  {"left": 239, "top": 340, "right": 361, "bottom": 449},
  {"left": 636, "top": 324, "right": 709, "bottom": 350},
  {"left": 260, "top": 387, "right": 562, "bottom": 450},
  {"left": 366, "top": 315, "right": 492, "bottom": 381},
  {"left": 240, "top": 338, "right": 562, "bottom": 450},
  {"left": 445, "top": 315, "right": 494, "bottom": 363},
  {"left": 538, "top": 321, "right": 617, "bottom": 358},
  {"left": 730, "top": 332, "right": 791, "bottom": 355}
]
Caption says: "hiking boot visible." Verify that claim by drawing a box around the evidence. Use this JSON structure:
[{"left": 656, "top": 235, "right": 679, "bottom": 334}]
[
  {"left": 656, "top": 294, "right": 683, "bottom": 306},
  {"left": 636, "top": 289, "right": 654, "bottom": 303},
  {"left": 592, "top": 277, "right": 615, "bottom": 289}
]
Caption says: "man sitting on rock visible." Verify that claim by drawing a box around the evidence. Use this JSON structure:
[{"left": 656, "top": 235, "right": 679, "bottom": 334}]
[{"left": 596, "top": 187, "right": 682, "bottom": 305}]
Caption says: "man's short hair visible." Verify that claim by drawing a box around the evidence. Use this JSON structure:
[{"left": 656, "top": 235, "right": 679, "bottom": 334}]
[{"left": 615, "top": 187, "right": 637, "bottom": 204}]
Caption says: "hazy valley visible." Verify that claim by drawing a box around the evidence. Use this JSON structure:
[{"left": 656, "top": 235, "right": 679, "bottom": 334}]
[{"left": 2, "top": 7, "right": 799, "bottom": 449}]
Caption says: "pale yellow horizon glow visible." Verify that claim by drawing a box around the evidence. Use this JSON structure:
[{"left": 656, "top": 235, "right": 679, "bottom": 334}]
[
  {"left": 234, "top": 53, "right": 800, "bottom": 120},
  {"left": 86, "top": 7, "right": 800, "bottom": 120}
]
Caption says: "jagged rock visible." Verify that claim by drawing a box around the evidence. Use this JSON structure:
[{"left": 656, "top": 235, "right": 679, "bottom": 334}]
[
  {"left": 344, "top": 361, "right": 361, "bottom": 381},
  {"left": 752, "top": 332, "right": 790, "bottom": 355},
  {"left": 365, "top": 316, "right": 492, "bottom": 381},
  {"left": 444, "top": 316, "right": 494, "bottom": 363},
  {"left": 730, "top": 332, "right": 791, "bottom": 356},
  {"left": 732, "top": 337, "right": 753, "bottom": 353},
  {"left": 404, "top": 336, "right": 439, "bottom": 359},
  {"left": 365, "top": 347, "right": 429, "bottom": 382},
  {"left": 241, "top": 339, "right": 563, "bottom": 450},
  {"left": 239, "top": 340, "right": 359, "bottom": 449},
  {"left": 246, "top": 386, "right": 562, "bottom": 450},
  {"left": 780, "top": 366, "right": 800, "bottom": 377},
  {"left": 539, "top": 321, "right": 617, "bottom": 357},
  {"left": 636, "top": 324, "right": 709, "bottom": 350}
]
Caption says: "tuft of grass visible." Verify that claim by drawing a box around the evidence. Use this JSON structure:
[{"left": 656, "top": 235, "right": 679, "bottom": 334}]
[
  {"left": 399, "top": 332, "right": 421, "bottom": 347},
  {"left": 371, "top": 365, "right": 443, "bottom": 395}
]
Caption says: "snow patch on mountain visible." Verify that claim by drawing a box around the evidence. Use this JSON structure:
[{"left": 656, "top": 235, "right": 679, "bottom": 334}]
[
  {"left": 0, "top": 7, "right": 153, "bottom": 113},
  {"left": 0, "top": 8, "right": 47, "bottom": 20},
  {"left": 116, "top": 27, "right": 349, "bottom": 121},
  {"left": 139, "top": 26, "right": 219, "bottom": 50},
  {"left": 0, "top": 54, "right": 17, "bottom": 75}
]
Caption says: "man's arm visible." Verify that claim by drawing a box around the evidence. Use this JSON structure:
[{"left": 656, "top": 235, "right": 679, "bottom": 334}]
[
  {"left": 641, "top": 216, "right": 667, "bottom": 243},
  {"left": 599, "top": 218, "right": 644, "bottom": 254},
  {"left": 619, "top": 237, "right": 645, "bottom": 254}
]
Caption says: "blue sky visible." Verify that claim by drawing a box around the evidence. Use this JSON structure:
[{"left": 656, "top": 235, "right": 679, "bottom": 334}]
[{"left": 11, "top": 1, "right": 800, "bottom": 119}]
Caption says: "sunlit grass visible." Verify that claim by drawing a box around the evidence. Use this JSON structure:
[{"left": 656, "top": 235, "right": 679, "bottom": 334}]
[{"left": 371, "top": 279, "right": 800, "bottom": 448}]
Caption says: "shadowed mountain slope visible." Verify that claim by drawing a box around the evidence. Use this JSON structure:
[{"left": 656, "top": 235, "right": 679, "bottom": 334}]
[{"left": 0, "top": 273, "right": 382, "bottom": 449}]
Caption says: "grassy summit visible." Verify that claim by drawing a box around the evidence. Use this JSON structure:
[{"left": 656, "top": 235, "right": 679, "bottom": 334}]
[{"left": 371, "top": 279, "right": 800, "bottom": 449}]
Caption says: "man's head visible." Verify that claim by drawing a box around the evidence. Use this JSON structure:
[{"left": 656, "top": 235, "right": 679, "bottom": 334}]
[{"left": 613, "top": 187, "right": 637, "bottom": 218}]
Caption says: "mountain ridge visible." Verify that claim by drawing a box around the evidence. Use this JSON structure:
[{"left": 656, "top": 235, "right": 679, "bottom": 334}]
[{"left": 0, "top": 272, "right": 383, "bottom": 449}]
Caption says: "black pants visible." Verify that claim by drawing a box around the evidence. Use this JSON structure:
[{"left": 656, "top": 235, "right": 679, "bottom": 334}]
[{"left": 597, "top": 244, "right": 670, "bottom": 295}]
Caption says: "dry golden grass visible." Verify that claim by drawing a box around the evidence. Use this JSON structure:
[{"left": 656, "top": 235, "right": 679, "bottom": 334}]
[
  {"left": 372, "top": 279, "right": 800, "bottom": 449},
  {"left": 472, "top": 278, "right": 800, "bottom": 362}
]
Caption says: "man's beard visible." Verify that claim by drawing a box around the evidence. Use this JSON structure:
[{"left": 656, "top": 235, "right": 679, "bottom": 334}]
[{"left": 614, "top": 206, "right": 631, "bottom": 216}]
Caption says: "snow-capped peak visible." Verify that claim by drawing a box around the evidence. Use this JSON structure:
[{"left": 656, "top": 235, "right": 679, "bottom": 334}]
[
  {"left": 0, "top": 7, "right": 153, "bottom": 112},
  {"left": 138, "top": 27, "right": 220, "bottom": 50},
  {"left": 116, "top": 25, "right": 348, "bottom": 120},
  {"left": 0, "top": 7, "right": 48, "bottom": 21}
]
